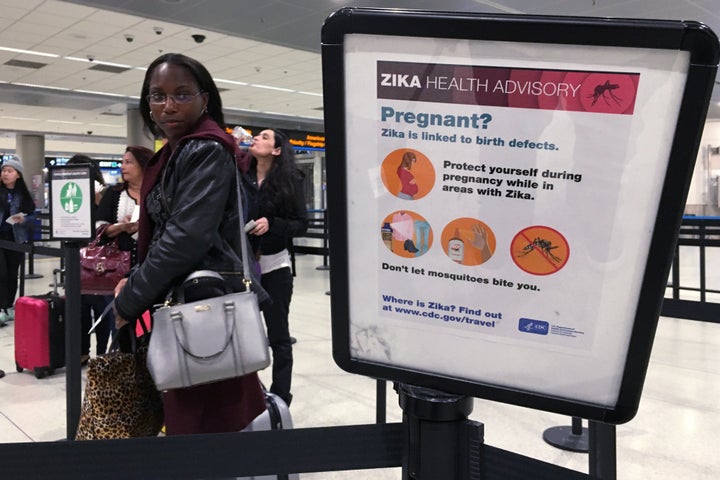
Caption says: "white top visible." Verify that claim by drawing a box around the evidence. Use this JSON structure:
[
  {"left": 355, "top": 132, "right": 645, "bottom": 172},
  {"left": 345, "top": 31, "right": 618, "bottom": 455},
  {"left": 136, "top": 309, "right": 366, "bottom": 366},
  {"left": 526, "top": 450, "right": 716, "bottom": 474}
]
[{"left": 258, "top": 248, "right": 291, "bottom": 274}]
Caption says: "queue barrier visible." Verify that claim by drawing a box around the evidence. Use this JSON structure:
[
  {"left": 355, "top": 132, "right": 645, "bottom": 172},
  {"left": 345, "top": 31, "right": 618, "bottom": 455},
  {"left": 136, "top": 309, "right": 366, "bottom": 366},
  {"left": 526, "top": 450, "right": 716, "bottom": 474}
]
[
  {"left": 661, "top": 216, "right": 720, "bottom": 323},
  {"left": 290, "top": 209, "right": 330, "bottom": 272},
  {"left": 0, "top": 213, "right": 64, "bottom": 296}
]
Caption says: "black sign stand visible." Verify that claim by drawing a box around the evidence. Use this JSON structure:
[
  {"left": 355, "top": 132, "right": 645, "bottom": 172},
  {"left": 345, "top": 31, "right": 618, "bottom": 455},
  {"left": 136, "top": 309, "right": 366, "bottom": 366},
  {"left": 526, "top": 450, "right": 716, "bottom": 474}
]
[
  {"left": 397, "top": 384, "right": 482, "bottom": 479},
  {"left": 589, "top": 421, "right": 617, "bottom": 480},
  {"left": 63, "top": 242, "right": 82, "bottom": 440}
]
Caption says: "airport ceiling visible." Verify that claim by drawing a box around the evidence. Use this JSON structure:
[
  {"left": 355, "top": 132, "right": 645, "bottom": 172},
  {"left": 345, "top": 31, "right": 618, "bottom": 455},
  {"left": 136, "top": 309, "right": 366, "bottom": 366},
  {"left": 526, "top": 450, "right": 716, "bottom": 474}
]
[{"left": 0, "top": 0, "right": 719, "bottom": 150}]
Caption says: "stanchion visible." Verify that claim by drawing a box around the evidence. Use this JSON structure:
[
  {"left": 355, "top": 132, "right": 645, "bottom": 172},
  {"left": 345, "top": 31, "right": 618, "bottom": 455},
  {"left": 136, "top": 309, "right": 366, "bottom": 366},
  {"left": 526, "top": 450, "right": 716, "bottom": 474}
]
[
  {"left": 63, "top": 243, "right": 82, "bottom": 441},
  {"left": 19, "top": 249, "right": 26, "bottom": 297},
  {"left": 376, "top": 379, "right": 387, "bottom": 424},
  {"left": 542, "top": 416, "right": 589, "bottom": 452},
  {"left": 316, "top": 209, "right": 330, "bottom": 271},
  {"left": 397, "top": 384, "right": 483, "bottom": 480},
  {"left": 589, "top": 420, "right": 617, "bottom": 480}
]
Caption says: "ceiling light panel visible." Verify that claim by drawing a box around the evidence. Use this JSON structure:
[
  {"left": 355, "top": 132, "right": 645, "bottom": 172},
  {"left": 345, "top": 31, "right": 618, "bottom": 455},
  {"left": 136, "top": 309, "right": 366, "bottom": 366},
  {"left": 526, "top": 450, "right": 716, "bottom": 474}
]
[
  {"left": 88, "top": 64, "right": 132, "bottom": 74},
  {"left": 4, "top": 59, "right": 47, "bottom": 69}
]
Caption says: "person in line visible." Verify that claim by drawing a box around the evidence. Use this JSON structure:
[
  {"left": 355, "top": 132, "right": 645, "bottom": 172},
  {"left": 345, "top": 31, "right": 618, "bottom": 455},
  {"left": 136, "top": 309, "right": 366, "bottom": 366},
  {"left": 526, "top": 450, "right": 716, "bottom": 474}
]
[
  {"left": 0, "top": 156, "right": 35, "bottom": 326},
  {"left": 91, "top": 157, "right": 108, "bottom": 206},
  {"left": 67, "top": 154, "right": 111, "bottom": 364},
  {"left": 96, "top": 146, "right": 152, "bottom": 248},
  {"left": 90, "top": 145, "right": 153, "bottom": 353},
  {"left": 113, "top": 53, "right": 267, "bottom": 435},
  {"left": 244, "top": 128, "right": 308, "bottom": 406},
  {"left": 396, "top": 151, "right": 418, "bottom": 200}
]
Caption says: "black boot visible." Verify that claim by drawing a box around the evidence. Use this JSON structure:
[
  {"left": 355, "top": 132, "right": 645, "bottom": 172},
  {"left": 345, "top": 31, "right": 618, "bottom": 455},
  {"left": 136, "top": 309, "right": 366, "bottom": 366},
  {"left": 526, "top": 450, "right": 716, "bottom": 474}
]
[{"left": 403, "top": 239, "right": 419, "bottom": 253}]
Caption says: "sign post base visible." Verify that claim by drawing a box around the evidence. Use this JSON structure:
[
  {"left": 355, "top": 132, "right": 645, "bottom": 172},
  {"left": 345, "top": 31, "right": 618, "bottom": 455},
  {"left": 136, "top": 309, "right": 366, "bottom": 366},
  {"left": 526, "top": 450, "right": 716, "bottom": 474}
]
[{"left": 397, "top": 383, "right": 483, "bottom": 480}]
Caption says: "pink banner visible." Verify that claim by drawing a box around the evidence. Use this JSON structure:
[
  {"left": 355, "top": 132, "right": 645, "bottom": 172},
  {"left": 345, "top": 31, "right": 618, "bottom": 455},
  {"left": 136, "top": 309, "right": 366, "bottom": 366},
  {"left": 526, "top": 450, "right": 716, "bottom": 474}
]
[{"left": 377, "top": 61, "right": 639, "bottom": 115}]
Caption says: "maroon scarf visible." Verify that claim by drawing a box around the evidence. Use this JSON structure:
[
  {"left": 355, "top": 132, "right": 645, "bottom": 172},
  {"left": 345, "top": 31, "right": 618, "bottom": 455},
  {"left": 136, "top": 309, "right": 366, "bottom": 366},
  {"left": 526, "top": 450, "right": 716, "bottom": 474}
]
[{"left": 136, "top": 115, "right": 250, "bottom": 263}]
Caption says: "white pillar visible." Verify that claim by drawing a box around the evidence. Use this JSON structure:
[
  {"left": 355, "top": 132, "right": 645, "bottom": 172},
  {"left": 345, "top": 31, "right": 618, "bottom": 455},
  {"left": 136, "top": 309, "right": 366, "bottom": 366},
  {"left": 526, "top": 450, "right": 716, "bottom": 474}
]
[
  {"left": 16, "top": 134, "right": 45, "bottom": 209},
  {"left": 127, "top": 104, "right": 154, "bottom": 150}
]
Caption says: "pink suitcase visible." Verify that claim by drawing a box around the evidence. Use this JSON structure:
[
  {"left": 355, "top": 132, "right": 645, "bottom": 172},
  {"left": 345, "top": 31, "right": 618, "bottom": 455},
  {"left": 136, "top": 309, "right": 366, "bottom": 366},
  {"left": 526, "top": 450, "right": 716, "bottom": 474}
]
[{"left": 14, "top": 292, "right": 65, "bottom": 378}]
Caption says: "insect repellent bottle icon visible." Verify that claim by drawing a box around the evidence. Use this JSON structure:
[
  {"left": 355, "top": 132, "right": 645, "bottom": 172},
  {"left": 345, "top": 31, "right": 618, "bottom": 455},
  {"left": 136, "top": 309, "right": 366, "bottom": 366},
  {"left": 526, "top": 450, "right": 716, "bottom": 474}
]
[
  {"left": 448, "top": 228, "right": 464, "bottom": 264},
  {"left": 381, "top": 222, "right": 394, "bottom": 251}
]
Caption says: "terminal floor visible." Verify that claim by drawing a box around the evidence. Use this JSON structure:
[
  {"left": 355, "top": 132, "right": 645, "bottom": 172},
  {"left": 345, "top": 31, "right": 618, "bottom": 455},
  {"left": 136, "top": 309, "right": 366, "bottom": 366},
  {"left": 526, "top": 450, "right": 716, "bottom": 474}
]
[{"left": 0, "top": 254, "right": 718, "bottom": 479}]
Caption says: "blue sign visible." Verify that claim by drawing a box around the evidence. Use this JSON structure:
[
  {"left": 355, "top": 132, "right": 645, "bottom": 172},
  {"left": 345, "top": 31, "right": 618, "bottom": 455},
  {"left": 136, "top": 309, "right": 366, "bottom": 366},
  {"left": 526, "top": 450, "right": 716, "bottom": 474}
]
[{"left": 518, "top": 318, "right": 549, "bottom": 335}]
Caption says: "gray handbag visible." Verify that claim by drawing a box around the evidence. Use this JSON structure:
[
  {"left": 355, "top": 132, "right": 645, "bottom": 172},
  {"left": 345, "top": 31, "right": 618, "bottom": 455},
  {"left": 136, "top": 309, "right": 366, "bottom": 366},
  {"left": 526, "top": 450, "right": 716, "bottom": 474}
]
[{"left": 146, "top": 169, "right": 270, "bottom": 390}]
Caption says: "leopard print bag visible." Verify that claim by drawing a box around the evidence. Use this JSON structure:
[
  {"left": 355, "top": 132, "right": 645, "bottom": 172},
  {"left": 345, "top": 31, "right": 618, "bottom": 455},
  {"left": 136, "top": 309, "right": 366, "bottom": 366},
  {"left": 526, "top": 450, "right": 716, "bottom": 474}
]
[{"left": 75, "top": 335, "right": 164, "bottom": 440}]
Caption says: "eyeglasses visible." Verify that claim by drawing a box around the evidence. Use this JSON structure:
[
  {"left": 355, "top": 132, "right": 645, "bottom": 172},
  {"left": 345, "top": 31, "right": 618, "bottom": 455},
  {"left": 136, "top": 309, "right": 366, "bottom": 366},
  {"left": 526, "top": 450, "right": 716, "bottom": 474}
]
[{"left": 146, "top": 91, "right": 203, "bottom": 105}]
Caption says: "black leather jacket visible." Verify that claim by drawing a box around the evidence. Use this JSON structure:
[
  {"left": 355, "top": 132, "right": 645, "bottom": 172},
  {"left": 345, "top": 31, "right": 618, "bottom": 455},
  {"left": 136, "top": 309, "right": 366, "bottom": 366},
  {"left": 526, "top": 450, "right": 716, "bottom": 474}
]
[
  {"left": 114, "top": 139, "right": 267, "bottom": 321},
  {"left": 242, "top": 167, "right": 308, "bottom": 257}
]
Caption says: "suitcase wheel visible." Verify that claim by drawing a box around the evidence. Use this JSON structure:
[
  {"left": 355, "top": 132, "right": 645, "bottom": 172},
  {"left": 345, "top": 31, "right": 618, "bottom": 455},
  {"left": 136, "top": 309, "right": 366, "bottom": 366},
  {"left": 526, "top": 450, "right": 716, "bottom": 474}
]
[
  {"left": 16, "top": 363, "right": 23, "bottom": 373},
  {"left": 34, "top": 368, "right": 51, "bottom": 379}
]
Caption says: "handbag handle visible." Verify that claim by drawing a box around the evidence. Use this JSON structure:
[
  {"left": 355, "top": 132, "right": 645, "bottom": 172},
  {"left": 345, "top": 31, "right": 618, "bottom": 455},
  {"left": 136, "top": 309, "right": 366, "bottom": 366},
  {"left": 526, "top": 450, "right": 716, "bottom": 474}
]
[
  {"left": 91, "top": 223, "right": 119, "bottom": 247},
  {"left": 106, "top": 324, "right": 137, "bottom": 354}
]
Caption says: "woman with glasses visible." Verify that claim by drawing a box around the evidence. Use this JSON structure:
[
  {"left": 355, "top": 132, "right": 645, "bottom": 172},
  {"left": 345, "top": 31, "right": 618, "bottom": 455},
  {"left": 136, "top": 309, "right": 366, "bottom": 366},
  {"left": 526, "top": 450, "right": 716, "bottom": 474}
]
[
  {"left": 112, "top": 53, "right": 268, "bottom": 435},
  {"left": 0, "top": 156, "right": 35, "bottom": 327}
]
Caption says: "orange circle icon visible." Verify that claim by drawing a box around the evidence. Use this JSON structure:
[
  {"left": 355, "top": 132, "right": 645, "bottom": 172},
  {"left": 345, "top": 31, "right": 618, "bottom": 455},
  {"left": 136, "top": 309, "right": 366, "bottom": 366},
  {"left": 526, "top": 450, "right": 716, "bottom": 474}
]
[
  {"left": 380, "top": 148, "right": 435, "bottom": 201},
  {"left": 381, "top": 211, "right": 433, "bottom": 258},
  {"left": 440, "top": 218, "right": 496, "bottom": 266},
  {"left": 510, "top": 226, "right": 569, "bottom": 275}
]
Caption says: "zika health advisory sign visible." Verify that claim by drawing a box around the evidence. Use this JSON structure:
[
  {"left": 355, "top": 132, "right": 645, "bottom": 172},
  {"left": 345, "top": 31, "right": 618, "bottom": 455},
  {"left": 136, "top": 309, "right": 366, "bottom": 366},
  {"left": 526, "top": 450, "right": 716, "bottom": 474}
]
[{"left": 342, "top": 34, "right": 691, "bottom": 408}]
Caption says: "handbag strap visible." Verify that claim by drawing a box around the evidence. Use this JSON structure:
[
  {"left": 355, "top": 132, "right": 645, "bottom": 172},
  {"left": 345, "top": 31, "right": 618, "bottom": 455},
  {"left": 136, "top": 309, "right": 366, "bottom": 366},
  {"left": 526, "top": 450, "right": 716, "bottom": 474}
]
[
  {"left": 234, "top": 168, "right": 252, "bottom": 286},
  {"left": 88, "top": 300, "right": 115, "bottom": 335},
  {"left": 106, "top": 324, "right": 137, "bottom": 354}
]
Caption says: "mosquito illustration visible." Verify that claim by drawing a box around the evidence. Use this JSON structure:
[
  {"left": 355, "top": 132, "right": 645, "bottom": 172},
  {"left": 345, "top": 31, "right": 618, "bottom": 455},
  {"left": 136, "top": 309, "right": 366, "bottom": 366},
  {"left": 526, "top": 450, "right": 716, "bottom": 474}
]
[
  {"left": 589, "top": 80, "right": 622, "bottom": 107},
  {"left": 517, "top": 237, "right": 562, "bottom": 264}
]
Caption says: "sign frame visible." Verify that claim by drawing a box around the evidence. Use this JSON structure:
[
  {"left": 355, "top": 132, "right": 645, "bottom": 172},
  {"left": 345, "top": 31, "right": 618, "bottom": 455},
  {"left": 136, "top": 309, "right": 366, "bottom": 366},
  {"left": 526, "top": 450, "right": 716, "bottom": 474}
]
[
  {"left": 48, "top": 164, "right": 95, "bottom": 241},
  {"left": 321, "top": 8, "right": 719, "bottom": 423}
]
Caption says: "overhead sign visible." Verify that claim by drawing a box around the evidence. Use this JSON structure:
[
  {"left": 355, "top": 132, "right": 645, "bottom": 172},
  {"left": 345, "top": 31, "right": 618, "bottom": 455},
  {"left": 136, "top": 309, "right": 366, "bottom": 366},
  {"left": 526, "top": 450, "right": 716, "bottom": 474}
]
[
  {"left": 322, "top": 8, "right": 719, "bottom": 423},
  {"left": 48, "top": 165, "right": 94, "bottom": 241},
  {"left": 227, "top": 125, "right": 325, "bottom": 150}
]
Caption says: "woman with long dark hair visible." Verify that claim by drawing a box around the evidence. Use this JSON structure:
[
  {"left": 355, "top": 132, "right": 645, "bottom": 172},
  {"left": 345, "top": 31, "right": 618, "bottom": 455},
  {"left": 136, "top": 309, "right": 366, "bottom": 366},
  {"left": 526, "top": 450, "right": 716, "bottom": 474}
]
[
  {"left": 112, "top": 53, "right": 267, "bottom": 435},
  {"left": 95, "top": 146, "right": 153, "bottom": 257},
  {"left": 0, "top": 156, "right": 35, "bottom": 326},
  {"left": 243, "top": 128, "right": 308, "bottom": 405},
  {"left": 80, "top": 146, "right": 153, "bottom": 358}
]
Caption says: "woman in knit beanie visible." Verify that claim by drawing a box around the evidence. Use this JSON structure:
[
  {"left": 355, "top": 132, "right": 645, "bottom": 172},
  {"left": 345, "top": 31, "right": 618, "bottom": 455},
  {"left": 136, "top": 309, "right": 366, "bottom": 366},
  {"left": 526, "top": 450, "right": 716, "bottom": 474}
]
[{"left": 0, "top": 155, "right": 36, "bottom": 325}]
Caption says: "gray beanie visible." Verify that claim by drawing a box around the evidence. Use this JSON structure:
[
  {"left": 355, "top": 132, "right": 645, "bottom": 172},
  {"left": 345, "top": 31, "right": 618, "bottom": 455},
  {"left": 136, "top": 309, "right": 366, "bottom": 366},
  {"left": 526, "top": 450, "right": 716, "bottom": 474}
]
[{"left": 2, "top": 155, "right": 24, "bottom": 177}]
